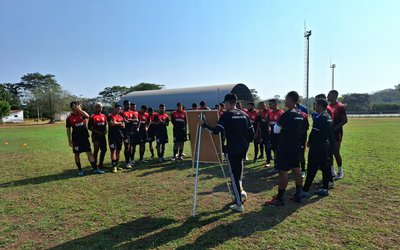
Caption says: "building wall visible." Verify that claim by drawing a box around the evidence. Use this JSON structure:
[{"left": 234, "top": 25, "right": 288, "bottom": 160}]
[{"left": 2, "top": 111, "right": 24, "bottom": 123}]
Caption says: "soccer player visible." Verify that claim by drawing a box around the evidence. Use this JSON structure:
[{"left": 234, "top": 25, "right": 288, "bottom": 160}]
[
  {"left": 137, "top": 105, "right": 150, "bottom": 162},
  {"left": 302, "top": 99, "right": 335, "bottom": 197},
  {"left": 256, "top": 101, "right": 272, "bottom": 167},
  {"left": 199, "top": 101, "right": 211, "bottom": 110},
  {"left": 328, "top": 90, "right": 348, "bottom": 180},
  {"left": 265, "top": 91, "right": 305, "bottom": 206},
  {"left": 246, "top": 102, "right": 262, "bottom": 163},
  {"left": 147, "top": 107, "right": 157, "bottom": 158},
  {"left": 108, "top": 104, "right": 125, "bottom": 173},
  {"left": 268, "top": 98, "right": 284, "bottom": 168},
  {"left": 192, "top": 103, "right": 198, "bottom": 110},
  {"left": 312, "top": 94, "right": 334, "bottom": 121},
  {"left": 121, "top": 100, "right": 136, "bottom": 169},
  {"left": 66, "top": 101, "right": 104, "bottom": 175},
  {"left": 155, "top": 104, "right": 170, "bottom": 162},
  {"left": 171, "top": 103, "right": 187, "bottom": 161},
  {"left": 296, "top": 103, "right": 310, "bottom": 178},
  {"left": 200, "top": 93, "right": 254, "bottom": 213},
  {"left": 88, "top": 102, "right": 107, "bottom": 170},
  {"left": 218, "top": 103, "right": 225, "bottom": 117}
]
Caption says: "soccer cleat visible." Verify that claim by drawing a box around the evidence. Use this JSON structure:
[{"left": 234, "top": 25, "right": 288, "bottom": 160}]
[
  {"left": 245, "top": 157, "right": 249, "bottom": 161},
  {"left": 264, "top": 161, "right": 271, "bottom": 168},
  {"left": 178, "top": 156, "right": 184, "bottom": 161},
  {"left": 140, "top": 159, "right": 147, "bottom": 163},
  {"left": 265, "top": 197, "right": 284, "bottom": 207},
  {"left": 112, "top": 167, "right": 118, "bottom": 173},
  {"left": 129, "top": 160, "right": 136, "bottom": 166},
  {"left": 78, "top": 170, "right": 84, "bottom": 176},
  {"left": 158, "top": 158, "right": 163, "bottom": 163},
  {"left": 334, "top": 173, "right": 343, "bottom": 180},
  {"left": 125, "top": 163, "right": 133, "bottom": 169},
  {"left": 171, "top": 157, "right": 176, "bottom": 162},
  {"left": 315, "top": 189, "right": 329, "bottom": 196},
  {"left": 328, "top": 181, "right": 335, "bottom": 189},
  {"left": 289, "top": 195, "right": 302, "bottom": 203},
  {"left": 94, "top": 169, "right": 105, "bottom": 174},
  {"left": 229, "top": 204, "right": 244, "bottom": 213},
  {"left": 301, "top": 171, "right": 306, "bottom": 178}
]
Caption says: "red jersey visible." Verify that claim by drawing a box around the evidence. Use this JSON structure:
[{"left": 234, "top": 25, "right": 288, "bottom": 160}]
[
  {"left": 138, "top": 111, "right": 149, "bottom": 130},
  {"left": 155, "top": 113, "right": 170, "bottom": 125},
  {"left": 171, "top": 110, "right": 187, "bottom": 124},
  {"left": 246, "top": 109, "right": 259, "bottom": 123},
  {"left": 89, "top": 113, "right": 107, "bottom": 133},
  {"left": 122, "top": 109, "right": 138, "bottom": 131},
  {"left": 148, "top": 112, "right": 158, "bottom": 123},
  {"left": 66, "top": 113, "right": 89, "bottom": 139},
  {"left": 329, "top": 101, "right": 346, "bottom": 130},
  {"left": 268, "top": 109, "right": 284, "bottom": 126},
  {"left": 108, "top": 113, "right": 124, "bottom": 138}
]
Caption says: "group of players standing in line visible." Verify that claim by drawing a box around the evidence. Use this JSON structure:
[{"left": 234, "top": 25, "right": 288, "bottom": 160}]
[{"left": 66, "top": 89, "right": 347, "bottom": 212}]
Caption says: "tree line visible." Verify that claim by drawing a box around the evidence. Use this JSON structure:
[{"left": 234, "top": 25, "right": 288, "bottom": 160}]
[{"left": 0, "top": 72, "right": 164, "bottom": 122}]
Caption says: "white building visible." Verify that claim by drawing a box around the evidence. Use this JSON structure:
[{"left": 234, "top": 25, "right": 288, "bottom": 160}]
[
  {"left": 55, "top": 111, "right": 70, "bottom": 121},
  {"left": 2, "top": 110, "right": 24, "bottom": 123}
]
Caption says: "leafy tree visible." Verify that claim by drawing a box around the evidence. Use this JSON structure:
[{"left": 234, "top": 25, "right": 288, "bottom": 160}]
[
  {"left": 128, "top": 82, "right": 164, "bottom": 92},
  {"left": 249, "top": 89, "right": 260, "bottom": 102},
  {"left": 0, "top": 83, "right": 22, "bottom": 108},
  {"left": 395, "top": 83, "right": 400, "bottom": 92},
  {"left": 342, "top": 93, "right": 370, "bottom": 111},
  {"left": 0, "top": 100, "right": 11, "bottom": 123}
]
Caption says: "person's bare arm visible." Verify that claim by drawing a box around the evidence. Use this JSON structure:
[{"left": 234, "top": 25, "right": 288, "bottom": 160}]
[
  {"left": 66, "top": 127, "right": 73, "bottom": 147},
  {"left": 73, "top": 104, "right": 89, "bottom": 119}
]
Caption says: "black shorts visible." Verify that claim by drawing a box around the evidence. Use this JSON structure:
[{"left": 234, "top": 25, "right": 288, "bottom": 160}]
[
  {"left": 109, "top": 138, "right": 123, "bottom": 151},
  {"left": 123, "top": 132, "right": 135, "bottom": 145},
  {"left": 72, "top": 138, "right": 91, "bottom": 154},
  {"left": 270, "top": 133, "right": 279, "bottom": 151},
  {"left": 173, "top": 128, "right": 187, "bottom": 143},
  {"left": 156, "top": 133, "right": 168, "bottom": 144},
  {"left": 136, "top": 130, "right": 147, "bottom": 144},
  {"left": 92, "top": 134, "right": 107, "bottom": 151},
  {"left": 276, "top": 151, "right": 301, "bottom": 171},
  {"left": 147, "top": 126, "right": 156, "bottom": 142}
]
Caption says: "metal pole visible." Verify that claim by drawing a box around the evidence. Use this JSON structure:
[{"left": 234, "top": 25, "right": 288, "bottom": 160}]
[
  {"left": 306, "top": 37, "right": 310, "bottom": 107},
  {"left": 332, "top": 67, "right": 334, "bottom": 90},
  {"left": 192, "top": 112, "right": 203, "bottom": 217}
]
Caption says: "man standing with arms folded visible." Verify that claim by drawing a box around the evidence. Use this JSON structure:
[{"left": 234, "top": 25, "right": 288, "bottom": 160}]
[
  {"left": 137, "top": 105, "right": 150, "bottom": 162},
  {"left": 108, "top": 104, "right": 125, "bottom": 173},
  {"left": 121, "top": 100, "right": 136, "bottom": 169},
  {"left": 200, "top": 93, "right": 254, "bottom": 213},
  {"left": 88, "top": 102, "right": 107, "bottom": 171},
  {"left": 265, "top": 91, "right": 305, "bottom": 206},
  {"left": 171, "top": 103, "right": 187, "bottom": 161},
  {"left": 256, "top": 101, "right": 272, "bottom": 167},
  {"left": 268, "top": 99, "right": 284, "bottom": 169},
  {"left": 246, "top": 102, "right": 262, "bottom": 163},
  {"left": 328, "top": 90, "right": 348, "bottom": 180},
  {"left": 155, "top": 104, "right": 170, "bottom": 163}
]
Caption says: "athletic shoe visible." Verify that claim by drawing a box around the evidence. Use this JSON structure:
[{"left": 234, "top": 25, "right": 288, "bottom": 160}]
[
  {"left": 264, "top": 161, "right": 271, "bottom": 167},
  {"left": 125, "top": 163, "right": 133, "bottom": 169},
  {"left": 328, "top": 181, "right": 335, "bottom": 189},
  {"left": 245, "top": 157, "right": 249, "bottom": 161},
  {"left": 229, "top": 204, "right": 244, "bottom": 213},
  {"left": 112, "top": 167, "right": 117, "bottom": 173},
  {"left": 301, "top": 171, "right": 306, "bottom": 178},
  {"left": 182, "top": 153, "right": 186, "bottom": 157},
  {"left": 178, "top": 156, "right": 184, "bottom": 161},
  {"left": 334, "top": 173, "right": 343, "bottom": 180},
  {"left": 289, "top": 195, "right": 302, "bottom": 203},
  {"left": 158, "top": 158, "right": 163, "bottom": 163},
  {"left": 78, "top": 170, "right": 84, "bottom": 176},
  {"left": 94, "top": 169, "right": 105, "bottom": 174},
  {"left": 301, "top": 191, "right": 310, "bottom": 198},
  {"left": 129, "top": 160, "right": 136, "bottom": 166},
  {"left": 315, "top": 189, "right": 329, "bottom": 196},
  {"left": 171, "top": 157, "right": 176, "bottom": 161},
  {"left": 265, "top": 197, "right": 284, "bottom": 206},
  {"left": 140, "top": 159, "right": 147, "bottom": 163}
]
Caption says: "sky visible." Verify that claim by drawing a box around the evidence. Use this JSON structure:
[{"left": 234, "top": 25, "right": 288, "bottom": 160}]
[{"left": 0, "top": 0, "right": 399, "bottom": 100}]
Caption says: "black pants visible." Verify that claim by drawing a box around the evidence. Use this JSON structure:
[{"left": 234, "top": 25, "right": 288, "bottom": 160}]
[
  {"left": 303, "top": 148, "right": 331, "bottom": 192},
  {"left": 226, "top": 153, "right": 245, "bottom": 206}
]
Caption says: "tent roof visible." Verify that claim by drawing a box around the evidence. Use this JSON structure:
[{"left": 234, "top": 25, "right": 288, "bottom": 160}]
[{"left": 118, "top": 83, "right": 254, "bottom": 110}]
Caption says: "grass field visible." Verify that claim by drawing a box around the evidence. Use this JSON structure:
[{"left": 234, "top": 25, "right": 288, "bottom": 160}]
[{"left": 1, "top": 118, "right": 399, "bottom": 249}]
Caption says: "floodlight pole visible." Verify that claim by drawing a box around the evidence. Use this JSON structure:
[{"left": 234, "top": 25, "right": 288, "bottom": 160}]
[
  {"left": 330, "top": 62, "right": 336, "bottom": 90},
  {"left": 304, "top": 26, "right": 312, "bottom": 108}
]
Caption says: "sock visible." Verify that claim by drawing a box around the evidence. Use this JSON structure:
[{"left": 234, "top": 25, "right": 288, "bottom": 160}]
[
  {"left": 150, "top": 148, "right": 154, "bottom": 157},
  {"left": 99, "top": 151, "right": 106, "bottom": 166},
  {"left": 90, "top": 161, "right": 97, "bottom": 170},
  {"left": 178, "top": 149, "right": 183, "bottom": 158},
  {"left": 112, "top": 160, "right": 117, "bottom": 167},
  {"left": 76, "top": 162, "right": 82, "bottom": 171},
  {"left": 338, "top": 166, "right": 343, "bottom": 175},
  {"left": 277, "top": 189, "right": 285, "bottom": 201},
  {"left": 295, "top": 185, "right": 302, "bottom": 198},
  {"left": 173, "top": 149, "right": 178, "bottom": 158},
  {"left": 331, "top": 165, "right": 336, "bottom": 176}
]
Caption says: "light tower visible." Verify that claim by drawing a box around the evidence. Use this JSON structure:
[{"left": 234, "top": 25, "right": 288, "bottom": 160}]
[
  {"left": 304, "top": 25, "right": 312, "bottom": 107},
  {"left": 330, "top": 60, "right": 336, "bottom": 90}
]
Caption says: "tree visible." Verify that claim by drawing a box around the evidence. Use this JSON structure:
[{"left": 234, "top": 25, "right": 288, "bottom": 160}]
[
  {"left": 342, "top": 93, "right": 370, "bottom": 111},
  {"left": 128, "top": 82, "right": 164, "bottom": 92},
  {"left": 395, "top": 83, "right": 400, "bottom": 92},
  {"left": 0, "top": 83, "right": 22, "bottom": 108},
  {"left": 0, "top": 100, "right": 11, "bottom": 123},
  {"left": 249, "top": 89, "right": 260, "bottom": 102},
  {"left": 20, "top": 72, "right": 69, "bottom": 122}
]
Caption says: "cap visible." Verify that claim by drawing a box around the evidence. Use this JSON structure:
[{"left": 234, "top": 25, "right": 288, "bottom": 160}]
[{"left": 223, "top": 93, "right": 238, "bottom": 103}]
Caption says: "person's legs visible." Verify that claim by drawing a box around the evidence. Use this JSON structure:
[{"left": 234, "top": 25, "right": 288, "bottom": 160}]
[
  {"left": 123, "top": 139, "right": 131, "bottom": 166},
  {"left": 93, "top": 140, "right": 100, "bottom": 165},
  {"left": 86, "top": 152, "right": 101, "bottom": 171},
  {"left": 302, "top": 151, "right": 319, "bottom": 192},
  {"left": 227, "top": 154, "right": 243, "bottom": 207},
  {"left": 177, "top": 142, "right": 184, "bottom": 159},
  {"left": 173, "top": 142, "right": 178, "bottom": 160},
  {"left": 292, "top": 167, "right": 303, "bottom": 201},
  {"left": 139, "top": 143, "right": 146, "bottom": 161},
  {"left": 149, "top": 141, "right": 155, "bottom": 158},
  {"left": 276, "top": 170, "right": 288, "bottom": 201},
  {"left": 74, "top": 153, "right": 82, "bottom": 172},
  {"left": 259, "top": 143, "right": 264, "bottom": 158},
  {"left": 253, "top": 142, "right": 259, "bottom": 162},
  {"left": 300, "top": 146, "right": 306, "bottom": 172},
  {"left": 334, "top": 140, "right": 343, "bottom": 177}
]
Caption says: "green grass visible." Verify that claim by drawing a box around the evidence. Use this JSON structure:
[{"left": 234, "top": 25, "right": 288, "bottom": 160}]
[{"left": 0, "top": 118, "right": 399, "bottom": 249}]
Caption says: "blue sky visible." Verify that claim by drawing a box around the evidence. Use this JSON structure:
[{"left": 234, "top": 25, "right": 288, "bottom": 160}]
[{"left": 0, "top": 0, "right": 399, "bottom": 99}]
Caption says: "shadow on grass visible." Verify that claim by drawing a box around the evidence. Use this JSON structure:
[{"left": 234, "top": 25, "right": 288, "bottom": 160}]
[
  {"left": 50, "top": 191, "right": 323, "bottom": 249},
  {"left": 0, "top": 167, "right": 102, "bottom": 188}
]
